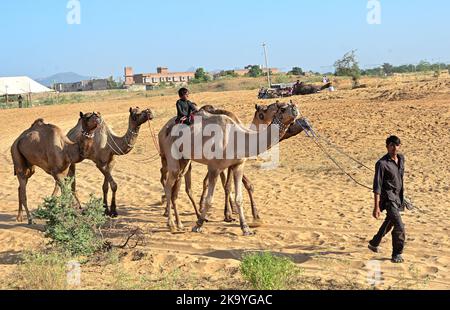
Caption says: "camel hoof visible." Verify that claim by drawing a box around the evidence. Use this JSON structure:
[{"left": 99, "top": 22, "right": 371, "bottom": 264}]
[
  {"left": 177, "top": 224, "right": 185, "bottom": 231},
  {"left": 109, "top": 210, "right": 118, "bottom": 218},
  {"left": 192, "top": 226, "right": 202, "bottom": 233},
  {"left": 28, "top": 219, "right": 34, "bottom": 225},
  {"left": 163, "top": 211, "right": 169, "bottom": 217},
  {"left": 224, "top": 217, "right": 236, "bottom": 223},
  {"left": 243, "top": 230, "right": 254, "bottom": 236},
  {"left": 16, "top": 216, "right": 23, "bottom": 223}
]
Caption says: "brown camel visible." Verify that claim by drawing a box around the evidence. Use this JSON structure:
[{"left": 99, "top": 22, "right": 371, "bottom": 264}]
[
  {"left": 64, "top": 107, "right": 154, "bottom": 217},
  {"left": 159, "top": 102, "right": 298, "bottom": 235},
  {"left": 11, "top": 112, "right": 102, "bottom": 224},
  {"left": 293, "top": 82, "right": 332, "bottom": 95},
  {"left": 160, "top": 102, "right": 288, "bottom": 222},
  {"left": 161, "top": 102, "right": 306, "bottom": 224},
  {"left": 199, "top": 102, "right": 307, "bottom": 223}
]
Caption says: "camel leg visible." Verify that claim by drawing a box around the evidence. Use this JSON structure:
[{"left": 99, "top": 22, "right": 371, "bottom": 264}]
[
  {"left": 160, "top": 157, "right": 168, "bottom": 207},
  {"left": 199, "top": 173, "right": 209, "bottom": 214},
  {"left": 242, "top": 175, "right": 260, "bottom": 222},
  {"left": 97, "top": 163, "right": 110, "bottom": 215},
  {"left": 171, "top": 178, "right": 184, "bottom": 230},
  {"left": 102, "top": 177, "right": 110, "bottom": 215},
  {"left": 184, "top": 163, "right": 200, "bottom": 219},
  {"left": 233, "top": 165, "right": 252, "bottom": 236},
  {"left": 97, "top": 163, "right": 118, "bottom": 217},
  {"left": 105, "top": 161, "right": 118, "bottom": 217},
  {"left": 164, "top": 171, "right": 178, "bottom": 233},
  {"left": 223, "top": 169, "right": 235, "bottom": 222},
  {"left": 193, "top": 169, "right": 220, "bottom": 233},
  {"left": 67, "top": 164, "right": 81, "bottom": 208},
  {"left": 17, "top": 175, "right": 33, "bottom": 225}
]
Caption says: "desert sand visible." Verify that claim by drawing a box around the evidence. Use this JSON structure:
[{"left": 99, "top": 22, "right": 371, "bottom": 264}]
[{"left": 0, "top": 75, "right": 449, "bottom": 289}]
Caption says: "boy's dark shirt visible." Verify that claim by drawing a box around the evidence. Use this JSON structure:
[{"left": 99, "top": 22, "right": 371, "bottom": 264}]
[
  {"left": 176, "top": 99, "right": 197, "bottom": 123},
  {"left": 373, "top": 153, "right": 405, "bottom": 210}
]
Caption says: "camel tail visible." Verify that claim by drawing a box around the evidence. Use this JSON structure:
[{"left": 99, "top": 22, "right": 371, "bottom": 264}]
[{"left": 11, "top": 139, "right": 27, "bottom": 177}]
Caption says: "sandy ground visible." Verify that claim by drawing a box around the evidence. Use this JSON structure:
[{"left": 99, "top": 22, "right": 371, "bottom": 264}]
[{"left": 0, "top": 76, "right": 449, "bottom": 289}]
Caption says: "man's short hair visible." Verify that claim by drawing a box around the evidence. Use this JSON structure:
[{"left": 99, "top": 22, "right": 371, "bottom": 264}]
[
  {"left": 386, "top": 135, "right": 401, "bottom": 146},
  {"left": 178, "top": 88, "right": 189, "bottom": 98}
]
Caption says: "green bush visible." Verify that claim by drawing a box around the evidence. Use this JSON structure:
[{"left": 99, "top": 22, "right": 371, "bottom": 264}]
[
  {"left": 33, "top": 178, "right": 107, "bottom": 256},
  {"left": 240, "top": 252, "right": 300, "bottom": 290}
]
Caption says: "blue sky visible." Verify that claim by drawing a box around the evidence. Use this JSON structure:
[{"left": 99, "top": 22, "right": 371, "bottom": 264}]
[{"left": 0, "top": 0, "right": 449, "bottom": 79}]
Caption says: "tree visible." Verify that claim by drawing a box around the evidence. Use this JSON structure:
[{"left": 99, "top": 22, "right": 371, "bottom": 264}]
[
  {"left": 382, "top": 63, "right": 394, "bottom": 76},
  {"left": 246, "top": 65, "right": 263, "bottom": 78},
  {"left": 289, "top": 67, "right": 304, "bottom": 76},
  {"left": 334, "top": 50, "right": 361, "bottom": 87},
  {"left": 194, "top": 68, "right": 211, "bottom": 82}
]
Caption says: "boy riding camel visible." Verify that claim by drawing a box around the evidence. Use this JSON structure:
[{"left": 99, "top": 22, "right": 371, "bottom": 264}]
[{"left": 176, "top": 88, "right": 198, "bottom": 126}]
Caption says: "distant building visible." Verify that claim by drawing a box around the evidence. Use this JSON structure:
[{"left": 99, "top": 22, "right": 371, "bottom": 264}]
[
  {"left": 124, "top": 67, "right": 195, "bottom": 86},
  {"left": 54, "top": 79, "right": 108, "bottom": 92}
]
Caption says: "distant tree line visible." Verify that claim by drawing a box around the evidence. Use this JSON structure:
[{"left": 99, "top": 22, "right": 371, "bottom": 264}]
[{"left": 361, "top": 61, "right": 450, "bottom": 76}]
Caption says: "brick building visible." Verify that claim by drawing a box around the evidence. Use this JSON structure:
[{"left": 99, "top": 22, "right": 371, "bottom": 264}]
[{"left": 124, "top": 67, "right": 195, "bottom": 86}]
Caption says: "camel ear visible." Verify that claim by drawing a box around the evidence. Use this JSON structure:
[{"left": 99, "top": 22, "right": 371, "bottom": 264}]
[
  {"left": 80, "top": 112, "right": 84, "bottom": 118},
  {"left": 129, "top": 107, "right": 133, "bottom": 114},
  {"left": 255, "top": 104, "right": 261, "bottom": 111}
]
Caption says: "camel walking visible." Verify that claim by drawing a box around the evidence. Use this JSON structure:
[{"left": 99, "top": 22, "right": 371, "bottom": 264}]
[
  {"left": 159, "top": 102, "right": 298, "bottom": 235},
  {"left": 159, "top": 103, "right": 281, "bottom": 221},
  {"left": 198, "top": 102, "right": 306, "bottom": 223},
  {"left": 161, "top": 102, "right": 306, "bottom": 223},
  {"left": 11, "top": 112, "right": 102, "bottom": 224},
  {"left": 64, "top": 107, "right": 154, "bottom": 217}
]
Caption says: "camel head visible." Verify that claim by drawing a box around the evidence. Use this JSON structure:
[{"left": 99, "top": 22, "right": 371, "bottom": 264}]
[
  {"left": 129, "top": 107, "right": 155, "bottom": 128},
  {"left": 79, "top": 112, "right": 102, "bottom": 138},
  {"left": 253, "top": 100, "right": 290, "bottom": 126},
  {"left": 269, "top": 101, "right": 299, "bottom": 135}
]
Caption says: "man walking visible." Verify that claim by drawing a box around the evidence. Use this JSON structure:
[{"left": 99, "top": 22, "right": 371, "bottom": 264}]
[{"left": 368, "top": 136, "right": 406, "bottom": 263}]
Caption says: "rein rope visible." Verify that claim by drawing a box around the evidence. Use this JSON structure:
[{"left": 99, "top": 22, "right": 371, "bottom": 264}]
[
  {"left": 296, "top": 116, "right": 422, "bottom": 213},
  {"left": 147, "top": 115, "right": 161, "bottom": 156},
  {"left": 296, "top": 117, "right": 373, "bottom": 191}
]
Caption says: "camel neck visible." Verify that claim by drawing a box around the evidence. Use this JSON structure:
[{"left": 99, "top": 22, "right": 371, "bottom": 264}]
[
  {"left": 242, "top": 122, "right": 286, "bottom": 158},
  {"left": 109, "top": 120, "right": 140, "bottom": 156}
]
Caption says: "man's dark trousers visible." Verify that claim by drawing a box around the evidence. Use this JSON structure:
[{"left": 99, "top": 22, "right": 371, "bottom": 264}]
[{"left": 370, "top": 201, "right": 406, "bottom": 256}]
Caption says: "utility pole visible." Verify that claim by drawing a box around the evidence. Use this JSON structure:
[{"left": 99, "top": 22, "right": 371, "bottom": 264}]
[{"left": 262, "top": 43, "right": 271, "bottom": 87}]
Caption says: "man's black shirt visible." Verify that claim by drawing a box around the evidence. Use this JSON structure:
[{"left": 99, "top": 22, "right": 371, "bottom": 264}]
[{"left": 373, "top": 153, "right": 405, "bottom": 210}]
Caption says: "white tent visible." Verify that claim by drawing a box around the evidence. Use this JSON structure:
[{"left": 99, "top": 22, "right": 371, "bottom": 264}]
[{"left": 0, "top": 76, "right": 53, "bottom": 96}]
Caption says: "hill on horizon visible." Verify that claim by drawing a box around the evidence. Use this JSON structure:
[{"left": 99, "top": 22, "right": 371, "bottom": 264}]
[{"left": 36, "top": 72, "right": 96, "bottom": 86}]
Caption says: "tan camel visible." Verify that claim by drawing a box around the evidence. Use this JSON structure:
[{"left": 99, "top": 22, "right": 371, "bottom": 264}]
[
  {"left": 64, "top": 107, "right": 154, "bottom": 217},
  {"left": 158, "top": 102, "right": 298, "bottom": 235},
  {"left": 159, "top": 102, "right": 284, "bottom": 221},
  {"left": 161, "top": 102, "right": 305, "bottom": 224},
  {"left": 199, "top": 102, "right": 306, "bottom": 222},
  {"left": 11, "top": 112, "right": 102, "bottom": 224}
]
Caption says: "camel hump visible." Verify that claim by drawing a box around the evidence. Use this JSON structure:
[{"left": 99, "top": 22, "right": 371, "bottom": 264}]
[{"left": 31, "top": 118, "right": 45, "bottom": 127}]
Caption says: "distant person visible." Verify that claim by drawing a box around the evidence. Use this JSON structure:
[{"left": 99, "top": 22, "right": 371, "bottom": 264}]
[
  {"left": 176, "top": 88, "right": 198, "bottom": 126},
  {"left": 18, "top": 95, "right": 24, "bottom": 108},
  {"left": 293, "top": 80, "right": 302, "bottom": 94},
  {"left": 368, "top": 136, "right": 406, "bottom": 264}
]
